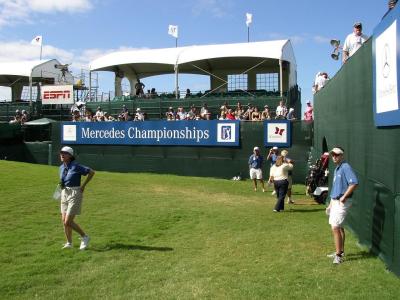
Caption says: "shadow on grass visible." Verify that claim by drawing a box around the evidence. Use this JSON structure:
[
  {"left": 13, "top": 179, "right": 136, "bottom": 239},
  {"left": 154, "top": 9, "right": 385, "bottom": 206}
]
[
  {"left": 345, "top": 251, "right": 376, "bottom": 262},
  {"left": 91, "top": 243, "right": 174, "bottom": 252},
  {"left": 287, "top": 207, "right": 326, "bottom": 213}
]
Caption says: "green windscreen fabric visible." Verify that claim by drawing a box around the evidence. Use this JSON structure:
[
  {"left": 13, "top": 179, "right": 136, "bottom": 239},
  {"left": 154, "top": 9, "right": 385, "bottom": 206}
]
[{"left": 314, "top": 38, "right": 400, "bottom": 276}]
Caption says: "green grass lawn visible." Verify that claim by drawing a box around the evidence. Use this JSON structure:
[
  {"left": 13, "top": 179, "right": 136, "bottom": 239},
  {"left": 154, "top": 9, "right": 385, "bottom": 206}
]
[{"left": 0, "top": 160, "right": 398, "bottom": 299}]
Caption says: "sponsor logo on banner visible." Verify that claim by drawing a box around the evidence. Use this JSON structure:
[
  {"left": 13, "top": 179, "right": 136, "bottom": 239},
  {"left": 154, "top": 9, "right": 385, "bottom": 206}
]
[
  {"left": 41, "top": 85, "right": 74, "bottom": 105},
  {"left": 63, "top": 125, "right": 77, "bottom": 141},
  {"left": 263, "top": 120, "right": 291, "bottom": 147},
  {"left": 217, "top": 123, "right": 236, "bottom": 143},
  {"left": 61, "top": 120, "right": 240, "bottom": 146}
]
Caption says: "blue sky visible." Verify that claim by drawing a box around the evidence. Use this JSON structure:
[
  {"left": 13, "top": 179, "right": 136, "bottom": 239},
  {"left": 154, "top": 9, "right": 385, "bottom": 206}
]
[{"left": 0, "top": 0, "right": 387, "bottom": 109}]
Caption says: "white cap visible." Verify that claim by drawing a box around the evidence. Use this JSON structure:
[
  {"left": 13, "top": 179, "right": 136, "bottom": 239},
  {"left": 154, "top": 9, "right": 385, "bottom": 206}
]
[
  {"left": 253, "top": 146, "right": 260, "bottom": 151},
  {"left": 272, "top": 146, "right": 278, "bottom": 150},
  {"left": 60, "top": 146, "right": 74, "bottom": 156},
  {"left": 330, "top": 147, "right": 344, "bottom": 155}
]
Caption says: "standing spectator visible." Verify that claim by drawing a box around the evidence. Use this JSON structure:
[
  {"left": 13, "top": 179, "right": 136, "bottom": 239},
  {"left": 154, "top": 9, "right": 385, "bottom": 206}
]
[
  {"left": 135, "top": 79, "right": 145, "bottom": 97},
  {"left": 275, "top": 100, "right": 287, "bottom": 119},
  {"left": 325, "top": 147, "right": 358, "bottom": 264},
  {"left": 281, "top": 150, "right": 295, "bottom": 204},
  {"left": 312, "top": 72, "right": 322, "bottom": 94},
  {"left": 342, "top": 22, "right": 369, "bottom": 63},
  {"left": 315, "top": 72, "right": 329, "bottom": 92},
  {"left": 267, "top": 146, "right": 279, "bottom": 166},
  {"left": 185, "top": 89, "right": 191, "bottom": 98},
  {"left": 261, "top": 105, "right": 271, "bottom": 120},
  {"left": 268, "top": 156, "right": 293, "bottom": 212},
  {"left": 304, "top": 101, "right": 314, "bottom": 121},
  {"left": 59, "top": 146, "right": 95, "bottom": 250},
  {"left": 248, "top": 146, "right": 265, "bottom": 192}
]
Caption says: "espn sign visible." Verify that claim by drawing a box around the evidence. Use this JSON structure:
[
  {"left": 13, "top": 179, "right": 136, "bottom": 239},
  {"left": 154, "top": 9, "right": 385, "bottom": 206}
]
[{"left": 41, "top": 85, "right": 74, "bottom": 105}]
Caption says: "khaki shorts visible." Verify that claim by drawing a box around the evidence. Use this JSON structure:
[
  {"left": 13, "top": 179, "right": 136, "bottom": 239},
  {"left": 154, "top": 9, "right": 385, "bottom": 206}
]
[
  {"left": 250, "top": 168, "right": 263, "bottom": 180},
  {"left": 328, "top": 199, "right": 352, "bottom": 228},
  {"left": 61, "top": 187, "right": 83, "bottom": 215}
]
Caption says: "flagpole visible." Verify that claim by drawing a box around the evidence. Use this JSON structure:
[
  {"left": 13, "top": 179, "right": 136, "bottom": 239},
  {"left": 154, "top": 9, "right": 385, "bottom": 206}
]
[
  {"left": 247, "top": 26, "right": 250, "bottom": 43},
  {"left": 40, "top": 44, "right": 42, "bottom": 60},
  {"left": 176, "top": 37, "right": 177, "bottom": 48}
]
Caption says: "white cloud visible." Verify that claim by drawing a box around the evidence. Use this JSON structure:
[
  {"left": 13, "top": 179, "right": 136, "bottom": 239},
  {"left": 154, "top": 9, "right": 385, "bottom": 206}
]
[
  {"left": 0, "top": 0, "right": 92, "bottom": 28},
  {"left": 313, "top": 35, "right": 331, "bottom": 44},
  {"left": 192, "top": 0, "right": 233, "bottom": 18}
]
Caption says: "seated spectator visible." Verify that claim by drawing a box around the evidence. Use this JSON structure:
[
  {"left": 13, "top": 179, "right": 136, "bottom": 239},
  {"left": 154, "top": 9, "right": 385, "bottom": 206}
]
[
  {"left": 135, "top": 108, "right": 144, "bottom": 121},
  {"left": 176, "top": 106, "right": 187, "bottom": 120},
  {"left": 275, "top": 100, "right": 287, "bottom": 119},
  {"left": 286, "top": 108, "right": 296, "bottom": 120},
  {"left": 261, "top": 105, "right": 271, "bottom": 120},
  {"left": 72, "top": 109, "right": 81, "bottom": 122},
  {"left": 200, "top": 103, "right": 211, "bottom": 120},
  {"left": 21, "top": 110, "right": 30, "bottom": 124},
  {"left": 104, "top": 112, "right": 115, "bottom": 121},
  {"left": 251, "top": 107, "right": 262, "bottom": 121},
  {"left": 226, "top": 109, "right": 236, "bottom": 120},
  {"left": 235, "top": 102, "right": 244, "bottom": 120},
  {"left": 165, "top": 107, "right": 176, "bottom": 120},
  {"left": 85, "top": 110, "right": 93, "bottom": 122},
  {"left": 312, "top": 71, "right": 322, "bottom": 94},
  {"left": 118, "top": 105, "right": 129, "bottom": 120},
  {"left": 304, "top": 101, "right": 313, "bottom": 121},
  {"left": 145, "top": 89, "right": 151, "bottom": 98},
  {"left": 9, "top": 109, "right": 22, "bottom": 124},
  {"left": 219, "top": 111, "right": 226, "bottom": 120},
  {"left": 243, "top": 103, "right": 254, "bottom": 120},
  {"left": 95, "top": 106, "right": 104, "bottom": 122},
  {"left": 187, "top": 106, "right": 197, "bottom": 120},
  {"left": 185, "top": 88, "right": 191, "bottom": 98},
  {"left": 220, "top": 101, "right": 229, "bottom": 114}
]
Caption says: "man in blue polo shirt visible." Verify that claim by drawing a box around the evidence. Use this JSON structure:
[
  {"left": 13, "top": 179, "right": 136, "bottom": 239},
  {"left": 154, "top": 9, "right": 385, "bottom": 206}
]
[
  {"left": 248, "top": 146, "right": 265, "bottom": 192},
  {"left": 326, "top": 146, "right": 358, "bottom": 264}
]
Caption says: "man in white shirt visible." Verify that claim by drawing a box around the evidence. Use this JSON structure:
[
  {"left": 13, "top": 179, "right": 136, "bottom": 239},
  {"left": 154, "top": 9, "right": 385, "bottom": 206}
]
[{"left": 342, "top": 22, "right": 369, "bottom": 63}]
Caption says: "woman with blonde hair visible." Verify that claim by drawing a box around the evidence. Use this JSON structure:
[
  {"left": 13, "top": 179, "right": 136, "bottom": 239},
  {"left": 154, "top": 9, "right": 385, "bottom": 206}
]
[{"left": 268, "top": 155, "right": 293, "bottom": 212}]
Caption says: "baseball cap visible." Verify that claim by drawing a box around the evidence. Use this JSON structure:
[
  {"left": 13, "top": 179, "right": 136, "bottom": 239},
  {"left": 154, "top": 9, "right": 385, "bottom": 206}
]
[
  {"left": 60, "top": 146, "right": 74, "bottom": 156},
  {"left": 330, "top": 147, "right": 344, "bottom": 155},
  {"left": 353, "top": 22, "right": 362, "bottom": 29},
  {"left": 272, "top": 146, "right": 278, "bottom": 150},
  {"left": 253, "top": 146, "right": 260, "bottom": 151}
]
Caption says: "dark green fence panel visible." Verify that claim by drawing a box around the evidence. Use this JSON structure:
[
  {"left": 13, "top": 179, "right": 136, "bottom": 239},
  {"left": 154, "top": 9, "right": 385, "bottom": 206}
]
[{"left": 314, "top": 38, "right": 400, "bottom": 276}]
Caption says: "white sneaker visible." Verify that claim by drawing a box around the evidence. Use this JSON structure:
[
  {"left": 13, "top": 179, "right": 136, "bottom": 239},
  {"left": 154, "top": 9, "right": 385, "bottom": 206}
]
[
  {"left": 80, "top": 235, "right": 90, "bottom": 250},
  {"left": 327, "top": 252, "right": 345, "bottom": 258},
  {"left": 62, "top": 243, "right": 72, "bottom": 249},
  {"left": 271, "top": 191, "right": 276, "bottom": 196},
  {"left": 333, "top": 254, "right": 343, "bottom": 264}
]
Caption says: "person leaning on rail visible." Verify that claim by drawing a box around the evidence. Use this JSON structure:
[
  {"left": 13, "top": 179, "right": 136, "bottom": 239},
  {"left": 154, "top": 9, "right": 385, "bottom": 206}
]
[
  {"left": 342, "top": 22, "right": 369, "bottom": 63},
  {"left": 59, "top": 146, "right": 95, "bottom": 250}
]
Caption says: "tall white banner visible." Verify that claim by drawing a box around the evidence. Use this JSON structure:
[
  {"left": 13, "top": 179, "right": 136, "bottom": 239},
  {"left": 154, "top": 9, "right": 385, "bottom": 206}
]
[{"left": 41, "top": 85, "right": 74, "bottom": 105}]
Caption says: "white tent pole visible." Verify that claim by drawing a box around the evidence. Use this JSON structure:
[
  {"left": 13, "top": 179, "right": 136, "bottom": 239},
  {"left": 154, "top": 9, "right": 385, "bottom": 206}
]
[
  {"left": 279, "top": 59, "right": 283, "bottom": 98},
  {"left": 174, "top": 64, "right": 179, "bottom": 99}
]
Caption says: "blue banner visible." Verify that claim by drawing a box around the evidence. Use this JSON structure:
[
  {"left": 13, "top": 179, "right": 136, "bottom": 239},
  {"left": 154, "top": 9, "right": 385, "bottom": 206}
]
[{"left": 61, "top": 120, "right": 240, "bottom": 146}]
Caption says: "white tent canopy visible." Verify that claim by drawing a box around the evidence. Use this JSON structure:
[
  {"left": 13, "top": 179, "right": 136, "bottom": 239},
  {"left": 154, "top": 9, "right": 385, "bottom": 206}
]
[
  {"left": 0, "top": 59, "right": 73, "bottom": 86},
  {"left": 90, "top": 40, "right": 297, "bottom": 96}
]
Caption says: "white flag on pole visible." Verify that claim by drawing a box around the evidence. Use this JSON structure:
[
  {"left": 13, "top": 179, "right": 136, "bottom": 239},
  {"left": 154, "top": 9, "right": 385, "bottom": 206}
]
[
  {"left": 246, "top": 13, "right": 252, "bottom": 27},
  {"left": 31, "top": 35, "right": 43, "bottom": 46},
  {"left": 168, "top": 25, "right": 178, "bottom": 38}
]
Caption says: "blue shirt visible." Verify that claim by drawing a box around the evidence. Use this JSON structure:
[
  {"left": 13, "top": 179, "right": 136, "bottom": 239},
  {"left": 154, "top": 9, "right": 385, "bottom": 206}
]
[
  {"left": 330, "top": 161, "right": 358, "bottom": 199},
  {"left": 59, "top": 161, "right": 91, "bottom": 187},
  {"left": 248, "top": 154, "right": 263, "bottom": 169},
  {"left": 269, "top": 153, "right": 277, "bottom": 166}
]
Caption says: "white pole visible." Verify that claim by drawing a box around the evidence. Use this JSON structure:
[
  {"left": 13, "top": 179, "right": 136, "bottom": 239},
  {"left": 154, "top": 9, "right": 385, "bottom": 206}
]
[
  {"left": 279, "top": 59, "right": 283, "bottom": 98},
  {"left": 174, "top": 64, "right": 179, "bottom": 99},
  {"left": 88, "top": 71, "right": 92, "bottom": 102},
  {"left": 29, "top": 75, "right": 33, "bottom": 107}
]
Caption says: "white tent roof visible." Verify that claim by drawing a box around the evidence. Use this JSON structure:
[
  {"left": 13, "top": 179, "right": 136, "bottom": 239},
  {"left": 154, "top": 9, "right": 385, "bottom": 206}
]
[
  {"left": 0, "top": 59, "right": 73, "bottom": 86},
  {"left": 90, "top": 40, "right": 297, "bottom": 86}
]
